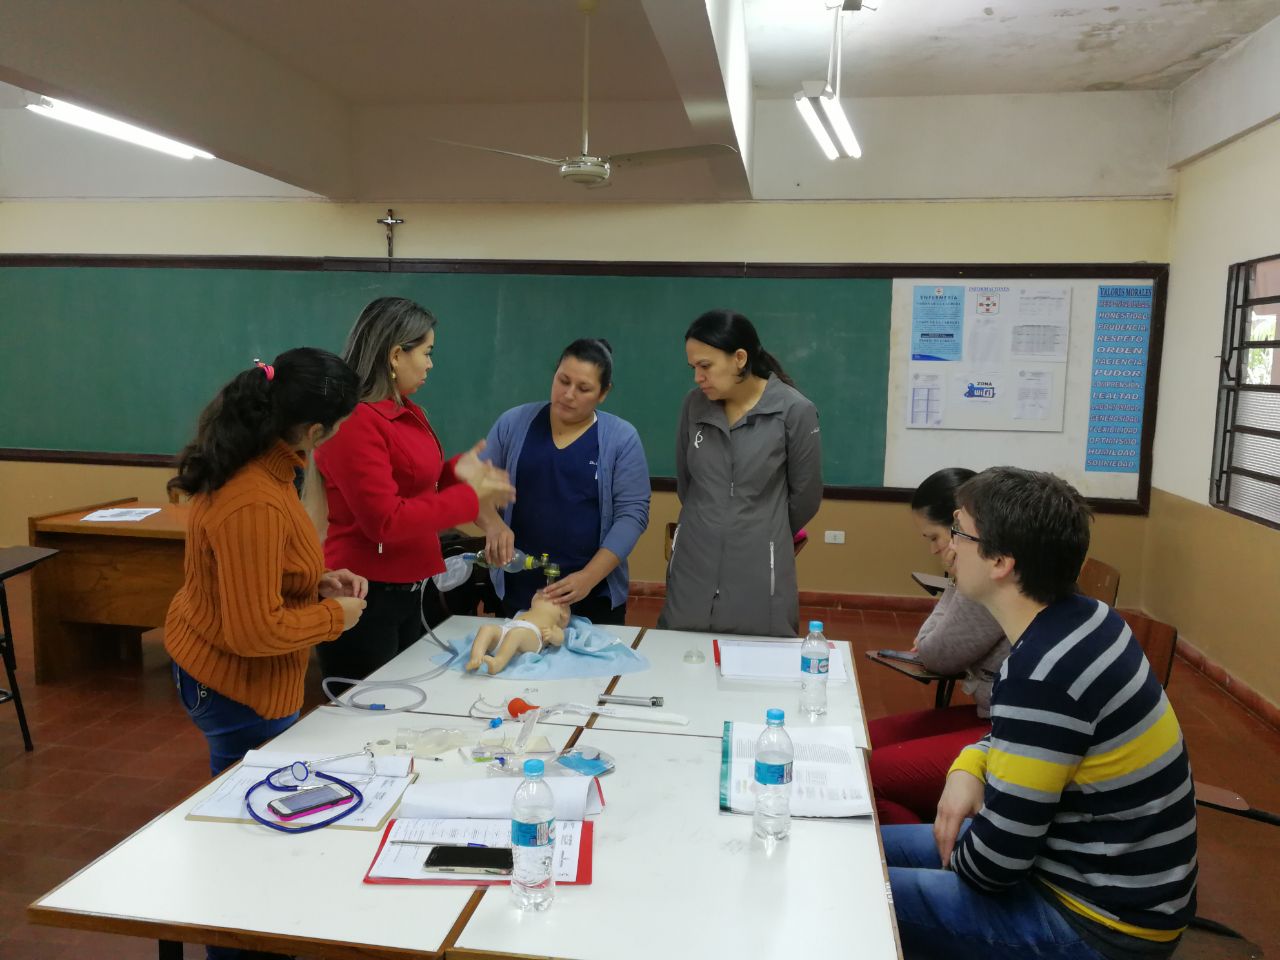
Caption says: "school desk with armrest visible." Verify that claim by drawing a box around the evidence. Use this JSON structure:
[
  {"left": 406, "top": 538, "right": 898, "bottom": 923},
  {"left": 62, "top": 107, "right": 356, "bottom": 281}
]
[
  {"left": 865, "top": 571, "right": 962, "bottom": 709},
  {"left": 27, "top": 498, "right": 187, "bottom": 683}
]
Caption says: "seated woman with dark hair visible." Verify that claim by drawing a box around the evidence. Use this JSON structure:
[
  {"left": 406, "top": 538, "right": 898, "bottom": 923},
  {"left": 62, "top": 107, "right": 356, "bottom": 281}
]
[{"left": 868, "top": 467, "right": 1010, "bottom": 825}]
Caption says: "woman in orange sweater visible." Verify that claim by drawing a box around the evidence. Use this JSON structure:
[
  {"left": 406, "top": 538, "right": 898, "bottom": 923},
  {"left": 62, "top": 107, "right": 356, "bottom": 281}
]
[{"left": 165, "top": 348, "right": 367, "bottom": 776}]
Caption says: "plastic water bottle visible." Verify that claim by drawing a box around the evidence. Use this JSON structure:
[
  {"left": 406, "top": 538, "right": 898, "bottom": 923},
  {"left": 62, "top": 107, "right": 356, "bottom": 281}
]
[
  {"left": 511, "top": 758, "right": 556, "bottom": 910},
  {"left": 800, "top": 620, "right": 830, "bottom": 717},
  {"left": 474, "top": 548, "right": 541, "bottom": 575},
  {"left": 753, "top": 708, "right": 793, "bottom": 841}
]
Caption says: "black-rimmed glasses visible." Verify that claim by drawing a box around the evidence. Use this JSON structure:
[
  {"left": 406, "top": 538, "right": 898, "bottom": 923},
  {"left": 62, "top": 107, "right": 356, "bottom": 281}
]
[{"left": 949, "top": 525, "right": 982, "bottom": 546}]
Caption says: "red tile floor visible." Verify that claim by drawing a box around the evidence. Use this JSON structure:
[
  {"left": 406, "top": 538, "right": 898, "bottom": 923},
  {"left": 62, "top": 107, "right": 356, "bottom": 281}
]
[{"left": 0, "top": 588, "right": 1276, "bottom": 958}]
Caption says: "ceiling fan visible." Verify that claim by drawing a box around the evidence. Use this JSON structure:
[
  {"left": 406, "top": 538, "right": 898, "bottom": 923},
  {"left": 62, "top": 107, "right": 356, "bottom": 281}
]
[{"left": 431, "top": 0, "right": 739, "bottom": 188}]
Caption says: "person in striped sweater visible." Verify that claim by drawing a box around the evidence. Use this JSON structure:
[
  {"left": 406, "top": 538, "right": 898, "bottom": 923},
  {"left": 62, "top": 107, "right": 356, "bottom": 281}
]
[{"left": 883, "top": 467, "right": 1197, "bottom": 960}]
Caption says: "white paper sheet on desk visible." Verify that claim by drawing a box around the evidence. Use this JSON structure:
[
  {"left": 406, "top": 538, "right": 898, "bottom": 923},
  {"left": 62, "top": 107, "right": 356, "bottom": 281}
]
[
  {"left": 717, "top": 639, "right": 850, "bottom": 683},
  {"left": 397, "top": 775, "right": 603, "bottom": 822},
  {"left": 186, "top": 753, "right": 413, "bottom": 829},
  {"left": 369, "top": 818, "right": 583, "bottom": 882},
  {"left": 241, "top": 751, "right": 412, "bottom": 778},
  {"left": 80, "top": 507, "right": 161, "bottom": 522},
  {"left": 721, "top": 722, "right": 871, "bottom": 818}
]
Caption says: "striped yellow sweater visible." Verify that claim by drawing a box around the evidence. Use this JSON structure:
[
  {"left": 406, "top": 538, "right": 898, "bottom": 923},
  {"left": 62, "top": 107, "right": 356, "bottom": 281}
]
[
  {"left": 165, "top": 441, "right": 343, "bottom": 719},
  {"left": 950, "top": 595, "right": 1196, "bottom": 951}
]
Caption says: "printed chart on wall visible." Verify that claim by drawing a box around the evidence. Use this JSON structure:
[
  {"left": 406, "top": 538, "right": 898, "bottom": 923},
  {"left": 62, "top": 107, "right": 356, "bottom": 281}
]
[
  {"left": 907, "top": 284, "right": 1070, "bottom": 432},
  {"left": 884, "top": 276, "right": 1159, "bottom": 502}
]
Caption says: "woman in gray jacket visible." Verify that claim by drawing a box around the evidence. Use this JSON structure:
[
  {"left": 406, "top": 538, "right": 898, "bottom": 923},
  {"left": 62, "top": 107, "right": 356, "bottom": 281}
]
[{"left": 659, "top": 310, "right": 823, "bottom": 637}]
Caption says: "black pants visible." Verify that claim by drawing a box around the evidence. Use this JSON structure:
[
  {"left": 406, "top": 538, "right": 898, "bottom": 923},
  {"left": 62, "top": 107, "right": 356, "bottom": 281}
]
[
  {"left": 502, "top": 592, "right": 626, "bottom": 626},
  {"left": 316, "top": 583, "right": 423, "bottom": 694}
]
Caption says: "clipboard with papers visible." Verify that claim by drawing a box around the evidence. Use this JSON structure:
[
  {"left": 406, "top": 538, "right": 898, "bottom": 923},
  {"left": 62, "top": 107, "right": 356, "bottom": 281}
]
[{"left": 364, "top": 818, "right": 594, "bottom": 886}]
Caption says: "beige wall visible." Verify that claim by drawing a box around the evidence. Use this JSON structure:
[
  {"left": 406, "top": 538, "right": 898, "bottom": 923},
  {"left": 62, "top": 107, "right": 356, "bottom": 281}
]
[
  {"left": 1140, "top": 118, "right": 1280, "bottom": 705},
  {"left": 1143, "top": 489, "right": 1280, "bottom": 705},
  {"left": 0, "top": 197, "right": 1170, "bottom": 263},
  {"left": 1155, "top": 118, "right": 1280, "bottom": 503}
]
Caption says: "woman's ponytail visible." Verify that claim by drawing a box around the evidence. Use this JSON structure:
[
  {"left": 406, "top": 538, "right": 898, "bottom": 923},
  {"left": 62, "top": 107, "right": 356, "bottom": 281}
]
[
  {"left": 170, "top": 368, "right": 279, "bottom": 497},
  {"left": 753, "top": 348, "right": 795, "bottom": 388},
  {"left": 169, "top": 347, "right": 358, "bottom": 497}
]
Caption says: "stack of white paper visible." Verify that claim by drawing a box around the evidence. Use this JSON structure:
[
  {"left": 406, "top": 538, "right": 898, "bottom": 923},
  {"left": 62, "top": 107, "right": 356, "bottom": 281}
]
[
  {"left": 397, "top": 774, "right": 604, "bottom": 821},
  {"left": 717, "top": 638, "right": 850, "bottom": 683}
]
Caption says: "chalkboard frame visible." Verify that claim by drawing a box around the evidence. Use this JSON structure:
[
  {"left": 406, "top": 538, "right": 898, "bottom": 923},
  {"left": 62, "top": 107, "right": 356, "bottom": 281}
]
[{"left": 0, "top": 254, "right": 1167, "bottom": 514}]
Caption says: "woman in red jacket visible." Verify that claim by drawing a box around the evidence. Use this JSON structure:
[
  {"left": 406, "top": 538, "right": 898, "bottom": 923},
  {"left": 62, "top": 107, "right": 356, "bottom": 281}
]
[{"left": 314, "top": 297, "right": 514, "bottom": 688}]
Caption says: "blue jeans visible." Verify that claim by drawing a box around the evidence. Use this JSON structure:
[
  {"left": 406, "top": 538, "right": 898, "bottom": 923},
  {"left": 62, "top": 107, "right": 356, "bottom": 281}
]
[
  {"left": 884, "top": 824, "right": 1103, "bottom": 960},
  {"left": 172, "top": 662, "right": 299, "bottom": 776}
]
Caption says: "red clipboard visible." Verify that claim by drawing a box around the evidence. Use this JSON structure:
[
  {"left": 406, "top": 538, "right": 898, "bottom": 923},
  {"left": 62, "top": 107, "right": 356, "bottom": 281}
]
[{"left": 363, "top": 819, "right": 594, "bottom": 886}]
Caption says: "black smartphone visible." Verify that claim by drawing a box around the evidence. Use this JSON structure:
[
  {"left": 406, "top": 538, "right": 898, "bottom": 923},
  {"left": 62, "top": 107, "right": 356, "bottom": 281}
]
[
  {"left": 424, "top": 845, "right": 514, "bottom": 875},
  {"left": 266, "top": 783, "right": 355, "bottom": 821}
]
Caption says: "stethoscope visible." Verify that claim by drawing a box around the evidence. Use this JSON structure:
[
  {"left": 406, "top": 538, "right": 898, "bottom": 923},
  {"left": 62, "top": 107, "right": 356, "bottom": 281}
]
[{"left": 244, "top": 747, "right": 371, "bottom": 833}]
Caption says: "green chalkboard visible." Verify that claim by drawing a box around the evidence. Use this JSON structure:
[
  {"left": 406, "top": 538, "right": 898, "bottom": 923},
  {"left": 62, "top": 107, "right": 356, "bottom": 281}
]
[{"left": 0, "top": 262, "right": 892, "bottom": 487}]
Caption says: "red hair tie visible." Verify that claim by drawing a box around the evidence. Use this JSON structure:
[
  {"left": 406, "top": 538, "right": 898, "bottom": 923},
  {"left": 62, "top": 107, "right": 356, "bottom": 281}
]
[{"left": 253, "top": 359, "right": 275, "bottom": 382}]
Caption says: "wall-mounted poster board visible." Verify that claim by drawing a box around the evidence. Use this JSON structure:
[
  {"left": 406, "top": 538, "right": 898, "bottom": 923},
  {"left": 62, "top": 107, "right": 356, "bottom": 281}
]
[{"left": 885, "top": 276, "right": 1164, "bottom": 504}]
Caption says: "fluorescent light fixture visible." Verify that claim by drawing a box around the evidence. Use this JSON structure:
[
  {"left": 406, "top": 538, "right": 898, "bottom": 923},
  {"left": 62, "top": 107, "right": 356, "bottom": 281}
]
[
  {"left": 794, "top": 93, "right": 838, "bottom": 160},
  {"left": 25, "top": 96, "right": 214, "bottom": 160},
  {"left": 795, "top": 81, "right": 859, "bottom": 160},
  {"left": 818, "top": 93, "right": 861, "bottom": 159},
  {"left": 793, "top": 4, "right": 863, "bottom": 160}
]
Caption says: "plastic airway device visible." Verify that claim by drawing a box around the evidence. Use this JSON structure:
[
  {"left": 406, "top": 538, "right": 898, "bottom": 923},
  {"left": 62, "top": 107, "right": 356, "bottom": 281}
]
[{"left": 507, "top": 697, "right": 540, "bottom": 718}]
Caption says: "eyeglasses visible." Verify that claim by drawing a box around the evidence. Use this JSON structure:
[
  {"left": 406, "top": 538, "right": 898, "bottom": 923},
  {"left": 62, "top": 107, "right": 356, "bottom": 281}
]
[{"left": 949, "top": 525, "right": 983, "bottom": 546}]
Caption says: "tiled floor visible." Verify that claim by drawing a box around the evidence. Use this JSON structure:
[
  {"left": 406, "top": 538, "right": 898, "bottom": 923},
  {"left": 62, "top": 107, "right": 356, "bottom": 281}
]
[{"left": 0, "top": 589, "right": 1276, "bottom": 958}]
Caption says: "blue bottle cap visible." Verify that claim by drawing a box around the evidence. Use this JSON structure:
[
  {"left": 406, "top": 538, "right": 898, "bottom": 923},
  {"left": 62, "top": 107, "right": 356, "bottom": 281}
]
[
  {"left": 809, "top": 620, "right": 824, "bottom": 632},
  {"left": 523, "top": 759, "right": 545, "bottom": 777},
  {"left": 766, "top": 708, "right": 785, "bottom": 724}
]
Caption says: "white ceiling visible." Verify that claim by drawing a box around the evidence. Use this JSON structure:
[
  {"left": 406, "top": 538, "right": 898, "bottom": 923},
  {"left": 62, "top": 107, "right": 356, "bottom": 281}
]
[
  {"left": 746, "top": 0, "right": 1280, "bottom": 96},
  {"left": 0, "top": 0, "right": 1276, "bottom": 203}
]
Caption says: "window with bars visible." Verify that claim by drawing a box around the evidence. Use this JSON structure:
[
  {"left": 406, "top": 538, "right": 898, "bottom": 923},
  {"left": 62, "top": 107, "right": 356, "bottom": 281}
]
[{"left": 1211, "top": 254, "right": 1280, "bottom": 528}]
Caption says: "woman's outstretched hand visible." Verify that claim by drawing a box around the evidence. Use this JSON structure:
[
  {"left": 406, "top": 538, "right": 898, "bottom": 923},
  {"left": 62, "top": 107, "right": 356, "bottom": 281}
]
[{"left": 456, "top": 440, "right": 516, "bottom": 510}]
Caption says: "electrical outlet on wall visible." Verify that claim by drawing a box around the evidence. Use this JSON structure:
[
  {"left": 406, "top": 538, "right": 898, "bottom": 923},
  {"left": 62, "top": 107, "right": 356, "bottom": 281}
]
[{"left": 824, "top": 530, "right": 845, "bottom": 544}]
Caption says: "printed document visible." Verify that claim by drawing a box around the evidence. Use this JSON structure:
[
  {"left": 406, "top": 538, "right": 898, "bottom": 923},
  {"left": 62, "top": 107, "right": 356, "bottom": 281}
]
[
  {"left": 720, "top": 722, "right": 871, "bottom": 818},
  {"left": 187, "top": 752, "right": 413, "bottom": 830},
  {"left": 369, "top": 817, "right": 584, "bottom": 882},
  {"left": 81, "top": 508, "right": 161, "bottom": 522}
]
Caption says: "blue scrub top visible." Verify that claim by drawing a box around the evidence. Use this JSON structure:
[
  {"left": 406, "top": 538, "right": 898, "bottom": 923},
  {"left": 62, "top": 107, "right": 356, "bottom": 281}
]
[{"left": 506, "top": 406, "right": 604, "bottom": 612}]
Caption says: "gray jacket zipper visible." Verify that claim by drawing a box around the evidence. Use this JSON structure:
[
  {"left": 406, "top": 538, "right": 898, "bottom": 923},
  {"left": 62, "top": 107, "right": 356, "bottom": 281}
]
[{"left": 769, "top": 540, "right": 775, "bottom": 596}]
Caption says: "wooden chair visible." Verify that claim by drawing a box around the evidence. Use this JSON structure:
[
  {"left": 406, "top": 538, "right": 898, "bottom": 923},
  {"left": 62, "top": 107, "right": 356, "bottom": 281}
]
[
  {"left": 1117, "top": 609, "right": 1177, "bottom": 689},
  {"left": 1076, "top": 556, "right": 1120, "bottom": 606},
  {"left": 1114, "top": 610, "right": 1274, "bottom": 957}
]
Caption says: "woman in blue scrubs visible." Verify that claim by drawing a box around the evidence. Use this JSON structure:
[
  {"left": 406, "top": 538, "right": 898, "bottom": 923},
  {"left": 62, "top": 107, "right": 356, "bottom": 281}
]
[{"left": 478, "top": 339, "right": 650, "bottom": 625}]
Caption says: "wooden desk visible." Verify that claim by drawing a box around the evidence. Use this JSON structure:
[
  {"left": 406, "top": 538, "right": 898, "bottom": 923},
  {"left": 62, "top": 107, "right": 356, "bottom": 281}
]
[{"left": 28, "top": 498, "right": 187, "bottom": 683}]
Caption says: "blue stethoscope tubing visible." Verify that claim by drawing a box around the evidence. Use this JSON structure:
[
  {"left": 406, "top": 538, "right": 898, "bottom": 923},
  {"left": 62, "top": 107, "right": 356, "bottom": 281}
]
[{"left": 244, "top": 763, "right": 365, "bottom": 834}]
